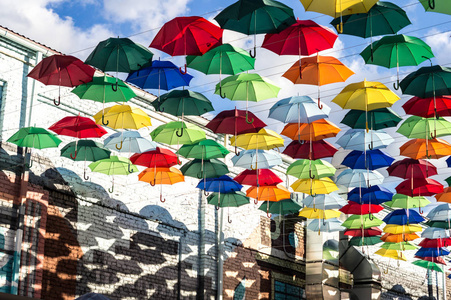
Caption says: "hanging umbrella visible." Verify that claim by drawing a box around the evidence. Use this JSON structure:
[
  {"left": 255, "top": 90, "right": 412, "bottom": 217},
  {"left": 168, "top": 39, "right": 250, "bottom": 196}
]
[
  {"left": 336, "top": 129, "right": 394, "bottom": 151},
  {"left": 8, "top": 127, "right": 62, "bottom": 150},
  {"left": 306, "top": 218, "right": 345, "bottom": 233},
  {"left": 419, "top": 0, "right": 451, "bottom": 15},
  {"left": 89, "top": 156, "right": 138, "bottom": 192},
  {"left": 234, "top": 169, "right": 282, "bottom": 186},
  {"left": 138, "top": 167, "right": 185, "bottom": 202},
  {"left": 27, "top": 54, "right": 95, "bottom": 106},
  {"left": 177, "top": 139, "right": 229, "bottom": 160},
  {"left": 412, "top": 260, "right": 444, "bottom": 272},
  {"left": 103, "top": 131, "right": 157, "bottom": 154},
  {"left": 214, "top": 0, "right": 296, "bottom": 57},
  {"left": 268, "top": 96, "right": 331, "bottom": 124},
  {"left": 207, "top": 191, "right": 250, "bottom": 207},
  {"left": 435, "top": 187, "right": 451, "bottom": 203},
  {"left": 291, "top": 178, "right": 338, "bottom": 195},
  {"left": 232, "top": 149, "right": 282, "bottom": 170},
  {"left": 246, "top": 184, "right": 291, "bottom": 202},
  {"left": 422, "top": 227, "right": 450, "bottom": 239},
  {"left": 281, "top": 119, "right": 341, "bottom": 141},
  {"left": 197, "top": 175, "right": 243, "bottom": 195},
  {"left": 336, "top": 169, "right": 384, "bottom": 188},
  {"left": 48, "top": 115, "right": 107, "bottom": 139},
  {"left": 341, "top": 149, "right": 394, "bottom": 170},
  {"left": 381, "top": 241, "right": 417, "bottom": 251},
  {"left": 419, "top": 256, "right": 447, "bottom": 265},
  {"left": 419, "top": 238, "right": 451, "bottom": 248},
  {"left": 383, "top": 209, "right": 425, "bottom": 225},
  {"left": 341, "top": 108, "right": 402, "bottom": 130},
  {"left": 426, "top": 203, "right": 451, "bottom": 221},
  {"left": 403, "top": 95, "right": 451, "bottom": 118},
  {"left": 348, "top": 186, "right": 393, "bottom": 204},
  {"left": 342, "top": 214, "right": 384, "bottom": 229},
  {"left": 180, "top": 158, "right": 229, "bottom": 179},
  {"left": 340, "top": 203, "right": 384, "bottom": 215},
  {"left": 71, "top": 76, "right": 136, "bottom": 103},
  {"left": 375, "top": 248, "right": 407, "bottom": 261},
  {"left": 283, "top": 140, "right": 338, "bottom": 160},
  {"left": 130, "top": 147, "right": 179, "bottom": 168},
  {"left": 302, "top": 192, "right": 347, "bottom": 210},
  {"left": 397, "top": 116, "right": 451, "bottom": 140},
  {"left": 415, "top": 247, "right": 450, "bottom": 258},
  {"left": 400, "top": 65, "right": 451, "bottom": 99},
  {"left": 395, "top": 178, "right": 443, "bottom": 196},
  {"left": 299, "top": 207, "right": 341, "bottom": 219},
  {"left": 344, "top": 227, "right": 382, "bottom": 237},
  {"left": 387, "top": 158, "right": 437, "bottom": 179},
  {"left": 152, "top": 89, "right": 214, "bottom": 116},
  {"left": 150, "top": 121, "right": 206, "bottom": 145},
  {"left": 258, "top": 198, "right": 302, "bottom": 215},
  {"left": 399, "top": 138, "right": 451, "bottom": 160},
  {"left": 383, "top": 224, "right": 423, "bottom": 234},
  {"left": 93, "top": 105, "right": 152, "bottom": 129},
  {"left": 206, "top": 108, "right": 266, "bottom": 136},
  {"left": 385, "top": 194, "right": 430, "bottom": 209},
  {"left": 349, "top": 236, "right": 382, "bottom": 246},
  {"left": 287, "top": 159, "right": 336, "bottom": 179},
  {"left": 230, "top": 128, "right": 284, "bottom": 150},
  {"left": 381, "top": 233, "right": 420, "bottom": 243},
  {"left": 300, "top": 0, "right": 378, "bottom": 18}
]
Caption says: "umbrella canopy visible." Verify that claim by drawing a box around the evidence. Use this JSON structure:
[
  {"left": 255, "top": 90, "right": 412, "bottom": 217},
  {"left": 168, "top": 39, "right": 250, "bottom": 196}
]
[
  {"left": 261, "top": 20, "right": 337, "bottom": 56},
  {"left": 383, "top": 224, "right": 423, "bottom": 234},
  {"left": 306, "top": 218, "right": 345, "bottom": 233},
  {"left": 206, "top": 108, "right": 266, "bottom": 135},
  {"left": 400, "top": 65, "right": 451, "bottom": 98},
  {"left": 71, "top": 76, "right": 136, "bottom": 103},
  {"left": 341, "top": 108, "right": 402, "bottom": 130},
  {"left": 349, "top": 236, "right": 382, "bottom": 246},
  {"left": 85, "top": 37, "right": 153, "bottom": 73},
  {"left": 419, "top": 256, "right": 447, "bottom": 265},
  {"left": 234, "top": 169, "right": 283, "bottom": 186},
  {"left": 387, "top": 158, "right": 438, "bottom": 179},
  {"left": 93, "top": 105, "right": 152, "bottom": 130},
  {"left": 150, "top": 121, "right": 206, "bottom": 145},
  {"left": 103, "top": 131, "right": 157, "bottom": 154},
  {"left": 425, "top": 221, "right": 451, "bottom": 229},
  {"left": 381, "top": 233, "right": 420, "bottom": 243},
  {"left": 375, "top": 249, "right": 407, "bottom": 261},
  {"left": 177, "top": 139, "right": 229, "bottom": 160},
  {"left": 152, "top": 89, "right": 214, "bottom": 116},
  {"left": 341, "top": 149, "right": 394, "bottom": 170},
  {"left": 383, "top": 209, "right": 425, "bottom": 225},
  {"left": 7, "top": 127, "right": 62, "bottom": 149},
  {"left": 281, "top": 119, "right": 341, "bottom": 141},
  {"left": 258, "top": 198, "right": 302, "bottom": 215},
  {"left": 395, "top": 177, "right": 443, "bottom": 197},
  {"left": 197, "top": 175, "right": 243, "bottom": 193},
  {"left": 348, "top": 185, "right": 393, "bottom": 204},
  {"left": 246, "top": 184, "right": 291, "bottom": 202},
  {"left": 435, "top": 187, "right": 451, "bottom": 203},
  {"left": 89, "top": 156, "right": 138, "bottom": 175},
  {"left": 180, "top": 158, "right": 229, "bottom": 179},
  {"left": 427, "top": 203, "right": 451, "bottom": 221},
  {"left": 230, "top": 128, "right": 284, "bottom": 150},
  {"left": 61, "top": 140, "right": 111, "bottom": 162},
  {"left": 403, "top": 96, "right": 451, "bottom": 118},
  {"left": 344, "top": 227, "right": 382, "bottom": 237},
  {"left": 49, "top": 115, "right": 107, "bottom": 139},
  {"left": 342, "top": 214, "right": 384, "bottom": 229},
  {"left": 283, "top": 140, "right": 338, "bottom": 160},
  {"left": 336, "top": 129, "right": 394, "bottom": 151},
  {"left": 268, "top": 95, "right": 331, "bottom": 124},
  {"left": 149, "top": 16, "right": 223, "bottom": 56},
  {"left": 340, "top": 203, "right": 384, "bottom": 215},
  {"left": 381, "top": 241, "right": 417, "bottom": 251},
  {"left": 126, "top": 60, "right": 193, "bottom": 91},
  {"left": 232, "top": 149, "right": 282, "bottom": 170},
  {"left": 291, "top": 178, "right": 339, "bottom": 195},
  {"left": 329, "top": 2, "right": 411, "bottom": 38},
  {"left": 299, "top": 207, "right": 341, "bottom": 219},
  {"left": 412, "top": 260, "right": 444, "bottom": 273},
  {"left": 302, "top": 192, "right": 347, "bottom": 210},
  {"left": 422, "top": 227, "right": 450, "bottom": 239},
  {"left": 138, "top": 167, "right": 185, "bottom": 186},
  {"left": 419, "top": 0, "right": 451, "bottom": 15},
  {"left": 385, "top": 194, "right": 430, "bottom": 209},
  {"left": 207, "top": 191, "right": 250, "bottom": 207},
  {"left": 399, "top": 138, "right": 451, "bottom": 160},
  {"left": 130, "top": 148, "right": 178, "bottom": 168},
  {"left": 76, "top": 293, "right": 111, "bottom": 300},
  {"left": 336, "top": 169, "right": 384, "bottom": 188},
  {"left": 397, "top": 116, "right": 451, "bottom": 139},
  {"left": 419, "top": 238, "right": 451, "bottom": 248},
  {"left": 300, "top": 0, "right": 378, "bottom": 18},
  {"left": 415, "top": 247, "right": 450, "bottom": 258},
  {"left": 287, "top": 159, "right": 336, "bottom": 179}
]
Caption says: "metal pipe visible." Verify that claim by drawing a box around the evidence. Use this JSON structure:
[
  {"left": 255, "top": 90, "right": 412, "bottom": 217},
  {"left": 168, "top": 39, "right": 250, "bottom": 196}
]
[
  {"left": 197, "top": 189, "right": 205, "bottom": 299},
  {"left": 216, "top": 207, "right": 224, "bottom": 300}
]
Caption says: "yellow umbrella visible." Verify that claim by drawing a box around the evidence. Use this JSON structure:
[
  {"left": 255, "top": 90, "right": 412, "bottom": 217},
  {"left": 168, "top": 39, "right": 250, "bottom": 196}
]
[
  {"left": 383, "top": 224, "right": 423, "bottom": 234},
  {"left": 291, "top": 178, "right": 338, "bottom": 195},
  {"left": 374, "top": 248, "right": 407, "bottom": 261},
  {"left": 230, "top": 128, "right": 284, "bottom": 150},
  {"left": 299, "top": 207, "right": 341, "bottom": 219},
  {"left": 93, "top": 104, "right": 152, "bottom": 129}
]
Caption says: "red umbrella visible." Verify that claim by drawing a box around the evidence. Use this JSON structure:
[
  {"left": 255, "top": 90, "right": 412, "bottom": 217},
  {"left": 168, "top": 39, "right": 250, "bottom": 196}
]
[
  {"left": 415, "top": 256, "right": 447, "bottom": 265},
  {"left": 234, "top": 169, "right": 283, "bottom": 186},
  {"left": 206, "top": 108, "right": 266, "bottom": 135},
  {"left": 396, "top": 178, "right": 444, "bottom": 197},
  {"left": 49, "top": 115, "right": 107, "bottom": 139},
  {"left": 403, "top": 96, "right": 451, "bottom": 118},
  {"left": 387, "top": 158, "right": 438, "bottom": 179},
  {"left": 282, "top": 140, "right": 338, "bottom": 160},
  {"left": 130, "top": 147, "right": 178, "bottom": 168},
  {"left": 419, "top": 238, "right": 451, "bottom": 248},
  {"left": 339, "top": 203, "right": 384, "bottom": 215},
  {"left": 344, "top": 227, "right": 383, "bottom": 237},
  {"left": 261, "top": 20, "right": 337, "bottom": 56},
  {"left": 27, "top": 55, "right": 95, "bottom": 105}
]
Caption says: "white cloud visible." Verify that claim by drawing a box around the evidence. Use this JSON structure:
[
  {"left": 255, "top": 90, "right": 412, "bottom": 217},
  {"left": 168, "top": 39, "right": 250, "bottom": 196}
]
[{"left": 425, "top": 29, "right": 451, "bottom": 66}]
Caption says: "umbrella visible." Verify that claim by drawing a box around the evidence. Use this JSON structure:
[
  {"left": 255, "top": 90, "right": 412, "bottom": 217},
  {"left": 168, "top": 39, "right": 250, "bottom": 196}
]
[
  {"left": 300, "top": 0, "right": 378, "bottom": 18},
  {"left": 302, "top": 192, "right": 347, "bottom": 210},
  {"left": 76, "top": 293, "right": 111, "bottom": 300},
  {"left": 381, "top": 233, "right": 420, "bottom": 243},
  {"left": 419, "top": 0, "right": 451, "bottom": 15},
  {"left": 138, "top": 167, "right": 185, "bottom": 202},
  {"left": 89, "top": 156, "right": 138, "bottom": 192},
  {"left": 234, "top": 169, "right": 282, "bottom": 186},
  {"left": 412, "top": 260, "right": 444, "bottom": 273},
  {"left": 381, "top": 241, "right": 417, "bottom": 251},
  {"left": 27, "top": 54, "right": 95, "bottom": 106},
  {"left": 349, "top": 236, "right": 382, "bottom": 246},
  {"left": 383, "top": 209, "right": 425, "bottom": 225},
  {"left": 71, "top": 76, "right": 136, "bottom": 103},
  {"left": 214, "top": 0, "right": 296, "bottom": 57},
  {"left": 422, "top": 227, "right": 450, "bottom": 239},
  {"left": 93, "top": 105, "right": 151, "bottom": 129},
  {"left": 258, "top": 199, "right": 302, "bottom": 215},
  {"left": 261, "top": 20, "right": 337, "bottom": 56},
  {"left": 341, "top": 149, "right": 394, "bottom": 170},
  {"left": 385, "top": 194, "right": 430, "bottom": 209},
  {"left": 246, "top": 184, "right": 291, "bottom": 202},
  {"left": 415, "top": 247, "right": 450, "bottom": 258},
  {"left": 306, "top": 218, "right": 345, "bottom": 233},
  {"left": 336, "top": 169, "right": 384, "bottom": 188},
  {"left": 287, "top": 159, "right": 336, "bottom": 179},
  {"left": 387, "top": 158, "right": 437, "bottom": 179},
  {"left": 232, "top": 149, "right": 282, "bottom": 170},
  {"left": 180, "top": 158, "right": 229, "bottom": 179},
  {"left": 48, "top": 115, "right": 107, "bottom": 139},
  {"left": 197, "top": 175, "right": 243, "bottom": 194},
  {"left": 435, "top": 187, "right": 451, "bottom": 203},
  {"left": 177, "top": 140, "right": 229, "bottom": 160},
  {"left": 342, "top": 214, "right": 384, "bottom": 229},
  {"left": 336, "top": 129, "right": 394, "bottom": 151},
  {"left": 291, "top": 178, "right": 338, "bottom": 195},
  {"left": 397, "top": 116, "right": 451, "bottom": 140},
  {"left": 207, "top": 191, "right": 250, "bottom": 208},
  {"left": 403, "top": 95, "right": 451, "bottom": 118},
  {"left": 283, "top": 140, "right": 338, "bottom": 160},
  {"left": 419, "top": 238, "right": 451, "bottom": 248},
  {"left": 340, "top": 203, "right": 384, "bottom": 215},
  {"left": 344, "top": 227, "right": 382, "bottom": 237},
  {"left": 330, "top": 2, "right": 411, "bottom": 38},
  {"left": 348, "top": 186, "right": 393, "bottom": 204},
  {"left": 426, "top": 203, "right": 451, "bottom": 221},
  {"left": 400, "top": 65, "right": 451, "bottom": 99},
  {"left": 281, "top": 119, "right": 341, "bottom": 142},
  {"left": 383, "top": 224, "right": 423, "bottom": 235},
  {"left": 399, "top": 138, "right": 451, "bottom": 160},
  {"left": 152, "top": 89, "right": 214, "bottom": 117},
  {"left": 395, "top": 177, "right": 443, "bottom": 197},
  {"left": 375, "top": 249, "right": 407, "bottom": 261},
  {"left": 7, "top": 127, "right": 62, "bottom": 150},
  {"left": 130, "top": 147, "right": 179, "bottom": 168},
  {"left": 230, "top": 128, "right": 284, "bottom": 150},
  {"left": 299, "top": 208, "right": 341, "bottom": 222},
  {"left": 206, "top": 108, "right": 266, "bottom": 136},
  {"left": 268, "top": 96, "right": 331, "bottom": 124},
  {"left": 341, "top": 108, "right": 402, "bottom": 130},
  {"left": 420, "top": 256, "right": 447, "bottom": 265},
  {"left": 425, "top": 221, "right": 451, "bottom": 229},
  {"left": 103, "top": 131, "right": 157, "bottom": 153},
  {"left": 150, "top": 121, "right": 206, "bottom": 145}
]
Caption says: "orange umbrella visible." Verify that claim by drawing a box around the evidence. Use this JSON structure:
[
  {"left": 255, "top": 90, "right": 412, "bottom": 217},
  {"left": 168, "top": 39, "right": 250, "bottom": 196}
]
[
  {"left": 399, "top": 138, "right": 451, "bottom": 159},
  {"left": 246, "top": 184, "right": 290, "bottom": 202},
  {"left": 281, "top": 119, "right": 341, "bottom": 141},
  {"left": 138, "top": 167, "right": 185, "bottom": 202},
  {"left": 435, "top": 187, "right": 451, "bottom": 203},
  {"left": 381, "top": 232, "right": 420, "bottom": 243}
]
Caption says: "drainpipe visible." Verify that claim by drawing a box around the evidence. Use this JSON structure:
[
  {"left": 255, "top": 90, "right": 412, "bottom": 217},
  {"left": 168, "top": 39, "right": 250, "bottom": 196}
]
[
  {"left": 216, "top": 207, "right": 224, "bottom": 300},
  {"left": 428, "top": 269, "right": 433, "bottom": 299},
  {"left": 197, "top": 189, "right": 205, "bottom": 300},
  {"left": 177, "top": 231, "right": 186, "bottom": 300},
  {"left": 443, "top": 270, "right": 447, "bottom": 300}
]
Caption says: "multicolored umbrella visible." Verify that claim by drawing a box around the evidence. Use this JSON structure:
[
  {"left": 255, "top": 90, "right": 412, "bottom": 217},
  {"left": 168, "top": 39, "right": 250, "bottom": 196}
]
[
  {"left": 268, "top": 96, "right": 331, "bottom": 124},
  {"left": 150, "top": 121, "right": 206, "bottom": 145}
]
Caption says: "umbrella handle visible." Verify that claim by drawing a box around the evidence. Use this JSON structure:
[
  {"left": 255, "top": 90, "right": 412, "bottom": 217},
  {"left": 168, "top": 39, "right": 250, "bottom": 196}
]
[
  {"left": 317, "top": 98, "right": 323, "bottom": 110},
  {"left": 322, "top": 218, "right": 326, "bottom": 226},
  {"left": 115, "top": 140, "right": 123, "bottom": 150},
  {"left": 368, "top": 213, "right": 374, "bottom": 221},
  {"left": 429, "top": 0, "right": 435, "bottom": 9},
  {"left": 176, "top": 127, "right": 184, "bottom": 137},
  {"left": 249, "top": 46, "right": 256, "bottom": 58},
  {"left": 250, "top": 164, "right": 257, "bottom": 171},
  {"left": 335, "top": 22, "right": 343, "bottom": 34},
  {"left": 112, "top": 81, "right": 118, "bottom": 92},
  {"left": 430, "top": 130, "right": 437, "bottom": 139},
  {"left": 203, "top": 190, "right": 209, "bottom": 196},
  {"left": 53, "top": 96, "right": 61, "bottom": 106},
  {"left": 101, "top": 115, "right": 109, "bottom": 126},
  {"left": 228, "top": 215, "right": 232, "bottom": 223},
  {"left": 422, "top": 56, "right": 433, "bottom": 67},
  {"left": 368, "top": 141, "right": 374, "bottom": 150},
  {"left": 177, "top": 157, "right": 182, "bottom": 165},
  {"left": 160, "top": 194, "right": 166, "bottom": 203},
  {"left": 219, "top": 86, "right": 226, "bottom": 99},
  {"left": 150, "top": 179, "right": 156, "bottom": 187},
  {"left": 254, "top": 198, "right": 258, "bottom": 205},
  {"left": 245, "top": 112, "right": 254, "bottom": 124},
  {"left": 383, "top": 267, "right": 388, "bottom": 274},
  {"left": 83, "top": 168, "right": 90, "bottom": 181},
  {"left": 419, "top": 207, "right": 424, "bottom": 214},
  {"left": 197, "top": 171, "right": 203, "bottom": 179},
  {"left": 267, "top": 212, "right": 272, "bottom": 218},
  {"left": 128, "top": 164, "right": 134, "bottom": 173},
  {"left": 159, "top": 106, "right": 165, "bottom": 113},
  {"left": 393, "top": 80, "right": 400, "bottom": 90},
  {"left": 108, "top": 182, "right": 114, "bottom": 193},
  {"left": 216, "top": 205, "right": 220, "bottom": 210},
  {"left": 70, "top": 151, "right": 78, "bottom": 160},
  {"left": 179, "top": 64, "right": 187, "bottom": 75},
  {"left": 25, "top": 160, "right": 33, "bottom": 169},
  {"left": 234, "top": 145, "right": 239, "bottom": 156},
  {"left": 309, "top": 169, "right": 315, "bottom": 180}
]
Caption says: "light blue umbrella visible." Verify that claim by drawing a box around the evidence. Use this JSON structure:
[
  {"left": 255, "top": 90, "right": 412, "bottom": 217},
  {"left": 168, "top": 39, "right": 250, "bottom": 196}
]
[
  {"left": 336, "top": 169, "right": 384, "bottom": 188},
  {"left": 268, "top": 96, "right": 331, "bottom": 124},
  {"left": 104, "top": 131, "right": 157, "bottom": 153},
  {"left": 307, "top": 218, "right": 345, "bottom": 233},
  {"left": 231, "top": 149, "right": 282, "bottom": 170},
  {"left": 427, "top": 203, "right": 451, "bottom": 221},
  {"left": 302, "top": 192, "right": 347, "bottom": 210},
  {"left": 336, "top": 129, "right": 394, "bottom": 151},
  {"left": 421, "top": 227, "right": 450, "bottom": 239}
]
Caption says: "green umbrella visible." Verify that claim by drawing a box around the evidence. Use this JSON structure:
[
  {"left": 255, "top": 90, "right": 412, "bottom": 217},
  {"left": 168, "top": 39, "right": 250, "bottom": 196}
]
[
  {"left": 150, "top": 121, "right": 206, "bottom": 145},
  {"left": 412, "top": 260, "right": 444, "bottom": 273},
  {"left": 341, "top": 108, "right": 402, "bottom": 130},
  {"left": 400, "top": 65, "right": 451, "bottom": 99},
  {"left": 151, "top": 90, "right": 214, "bottom": 117},
  {"left": 180, "top": 158, "right": 229, "bottom": 179},
  {"left": 287, "top": 159, "right": 336, "bottom": 179},
  {"left": 381, "top": 241, "right": 417, "bottom": 251},
  {"left": 258, "top": 198, "right": 301, "bottom": 215},
  {"left": 177, "top": 139, "right": 229, "bottom": 159},
  {"left": 207, "top": 191, "right": 250, "bottom": 207},
  {"left": 419, "top": 0, "right": 451, "bottom": 16},
  {"left": 349, "top": 236, "right": 382, "bottom": 246},
  {"left": 385, "top": 194, "right": 430, "bottom": 209},
  {"left": 360, "top": 34, "right": 434, "bottom": 90},
  {"left": 424, "top": 221, "right": 451, "bottom": 229},
  {"left": 71, "top": 76, "right": 136, "bottom": 103},
  {"left": 8, "top": 127, "right": 62, "bottom": 149},
  {"left": 397, "top": 116, "right": 451, "bottom": 139},
  {"left": 342, "top": 214, "right": 384, "bottom": 229},
  {"left": 89, "top": 156, "right": 138, "bottom": 192},
  {"left": 330, "top": 2, "right": 411, "bottom": 38}
]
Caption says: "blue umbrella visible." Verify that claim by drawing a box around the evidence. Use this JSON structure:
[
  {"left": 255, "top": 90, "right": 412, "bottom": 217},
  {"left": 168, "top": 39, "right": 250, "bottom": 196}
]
[
  {"left": 268, "top": 96, "right": 331, "bottom": 124},
  {"left": 196, "top": 175, "right": 243, "bottom": 195},
  {"left": 342, "top": 149, "right": 394, "bottom": 170},
  {"left": 126, "top": 60, "right": 193, "bottom": 91},
  {"left": 383, "top": 209, "right": 425, "bottom": 225},
  {"left": 336, "top": 169, "right": 384, "bottom": 188},
  {"left": 336, "top": 129, "right": 394, "bottom": 151},
  {"left": 348, "top": 186, "right": 393, "bottom": 204},
  {"left": 415, "top": 247, "right": 450, "bottom": 258}
]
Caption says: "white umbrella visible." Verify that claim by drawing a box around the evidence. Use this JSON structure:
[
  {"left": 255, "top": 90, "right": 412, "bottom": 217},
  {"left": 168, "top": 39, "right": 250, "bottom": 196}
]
[
  {"left": 231, "top": 149, "right": 282, "bottom": 170},
  {"left": 336, "top": 169, "right": 384, "bottom": 188},
  {"left": 104, "top": 131, "right": 157, "bottom": 153}
]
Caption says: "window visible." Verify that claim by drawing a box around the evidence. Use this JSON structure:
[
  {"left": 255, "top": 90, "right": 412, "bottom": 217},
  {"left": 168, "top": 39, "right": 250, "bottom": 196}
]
[{"left": 274, "top": 280, "right": 305, "bottom": 300}]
